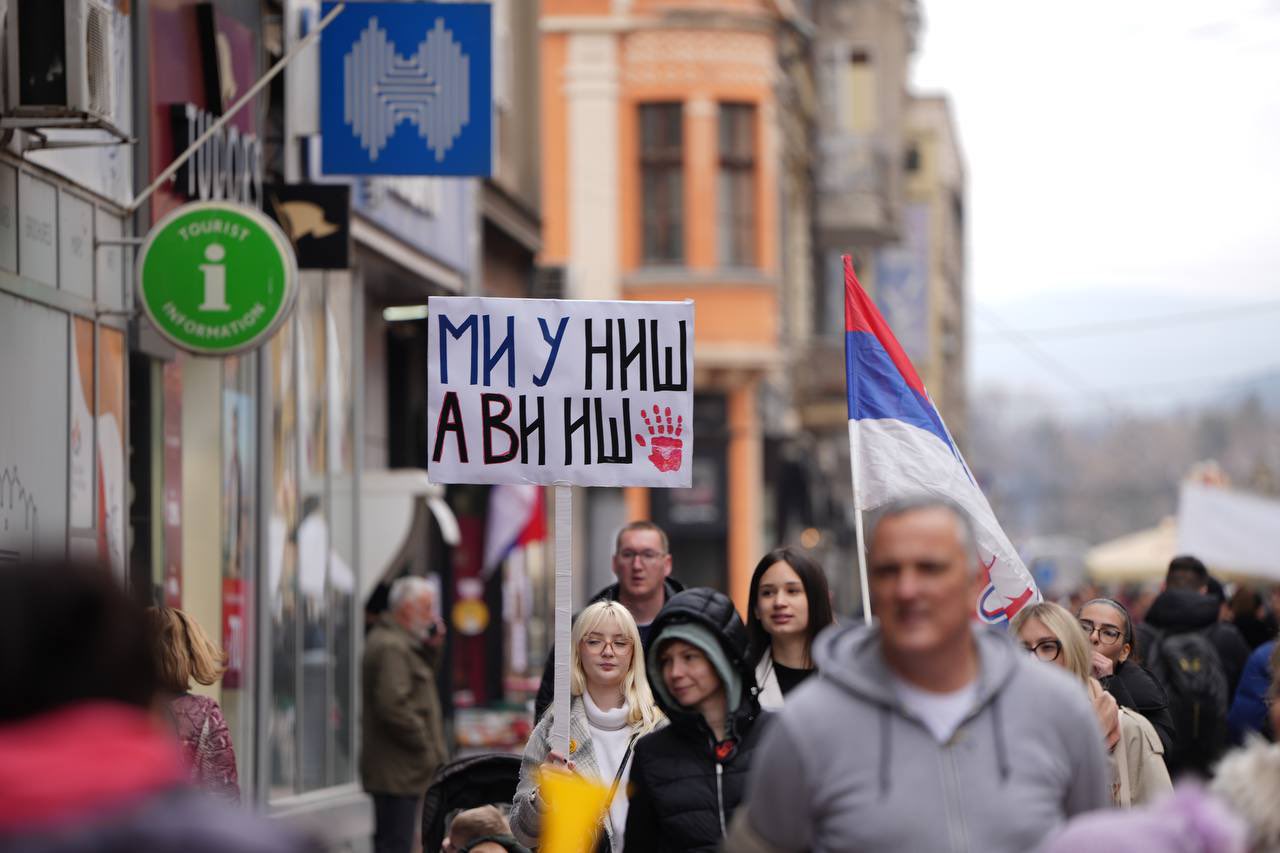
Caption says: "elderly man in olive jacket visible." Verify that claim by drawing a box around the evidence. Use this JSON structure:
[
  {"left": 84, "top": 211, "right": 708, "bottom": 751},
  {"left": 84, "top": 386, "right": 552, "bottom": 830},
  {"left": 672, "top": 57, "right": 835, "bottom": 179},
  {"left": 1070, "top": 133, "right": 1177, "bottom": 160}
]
[{"left": 361, "top": 576, "right": 448, "bottom": 853}]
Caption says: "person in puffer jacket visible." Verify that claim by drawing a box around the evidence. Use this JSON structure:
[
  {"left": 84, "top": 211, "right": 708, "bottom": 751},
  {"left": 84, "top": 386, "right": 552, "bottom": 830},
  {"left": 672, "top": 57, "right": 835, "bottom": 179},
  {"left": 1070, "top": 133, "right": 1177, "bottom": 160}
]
[{"left": 622, "top": 587, "right": 771, "bottom": 853}]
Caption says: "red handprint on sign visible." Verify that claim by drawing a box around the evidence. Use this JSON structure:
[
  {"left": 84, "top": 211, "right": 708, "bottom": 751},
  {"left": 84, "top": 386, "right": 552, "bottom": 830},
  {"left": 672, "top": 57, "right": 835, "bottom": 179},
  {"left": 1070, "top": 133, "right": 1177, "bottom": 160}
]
[{"left": 635, "top": 404, "right": 684, "bottom": 472}]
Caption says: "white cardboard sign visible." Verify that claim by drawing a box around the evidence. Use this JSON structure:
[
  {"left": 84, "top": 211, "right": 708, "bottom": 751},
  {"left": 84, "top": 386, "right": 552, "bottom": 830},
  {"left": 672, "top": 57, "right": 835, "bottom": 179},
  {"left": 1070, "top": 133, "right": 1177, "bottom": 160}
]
[{"left": 427, "top": 297, "right": 694, "bottom": 488}]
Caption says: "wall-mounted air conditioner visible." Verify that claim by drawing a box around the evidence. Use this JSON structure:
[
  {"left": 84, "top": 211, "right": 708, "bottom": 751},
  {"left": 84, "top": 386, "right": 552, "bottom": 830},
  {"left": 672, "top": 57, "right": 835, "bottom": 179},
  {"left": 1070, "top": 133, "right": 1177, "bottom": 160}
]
[{"left": 5, "top": 0, "right": 116, "bottom": 127}]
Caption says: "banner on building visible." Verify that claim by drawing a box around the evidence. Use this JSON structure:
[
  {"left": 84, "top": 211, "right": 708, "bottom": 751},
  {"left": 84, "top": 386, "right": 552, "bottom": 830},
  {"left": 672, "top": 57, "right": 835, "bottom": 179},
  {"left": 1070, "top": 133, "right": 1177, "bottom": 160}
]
[
  {"left": 427, "top": 297, "right": 694, "bottom": 488},
  {"left": 873, "top": 202, "right": 930, "bottom": 364}
]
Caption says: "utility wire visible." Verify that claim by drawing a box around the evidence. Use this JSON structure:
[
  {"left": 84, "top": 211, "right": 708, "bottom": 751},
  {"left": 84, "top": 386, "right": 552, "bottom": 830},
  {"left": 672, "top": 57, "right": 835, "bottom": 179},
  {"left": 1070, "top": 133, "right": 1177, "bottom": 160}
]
[
  {"left": 973, "top": 298, "right": 1280, "bottom": 341},
  {"left": 974, "top": 303, "right": 1280, "bottom": 412},
  {"left": 990, "top": 363, "right": 1280, "bottom": 412},
  {"left": 975, "top": 306, "right": 1120, "bottom": 412}
]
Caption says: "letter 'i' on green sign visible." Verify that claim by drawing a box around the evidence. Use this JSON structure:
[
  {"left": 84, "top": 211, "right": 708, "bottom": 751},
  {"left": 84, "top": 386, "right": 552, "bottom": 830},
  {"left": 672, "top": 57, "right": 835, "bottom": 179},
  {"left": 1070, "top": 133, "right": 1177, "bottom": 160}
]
[{"left": 136, "top": 201, "right": 298, "bottom": 356}]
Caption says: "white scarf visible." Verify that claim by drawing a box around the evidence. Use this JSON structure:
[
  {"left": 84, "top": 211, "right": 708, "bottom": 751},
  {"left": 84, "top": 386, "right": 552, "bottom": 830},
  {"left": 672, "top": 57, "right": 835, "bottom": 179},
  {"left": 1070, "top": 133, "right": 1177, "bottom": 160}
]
[{"left": 583, "top": 691, "right": 635, "bottom": 851}]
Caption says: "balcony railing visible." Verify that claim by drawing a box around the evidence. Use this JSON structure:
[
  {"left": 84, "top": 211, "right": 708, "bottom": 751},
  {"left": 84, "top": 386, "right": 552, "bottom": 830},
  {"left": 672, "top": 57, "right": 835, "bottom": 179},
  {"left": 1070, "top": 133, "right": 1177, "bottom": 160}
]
[
  {"left": 818, "top": 134, "right": 890, "bottom": 195},
  {"left": 815, "top": 133, "right": 897, "bottom": 239}
]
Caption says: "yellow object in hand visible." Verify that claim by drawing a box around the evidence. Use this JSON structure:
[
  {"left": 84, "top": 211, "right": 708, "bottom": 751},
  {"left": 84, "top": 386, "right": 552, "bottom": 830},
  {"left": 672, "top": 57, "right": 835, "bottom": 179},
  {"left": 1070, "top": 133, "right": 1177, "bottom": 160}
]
[{"left": 538, "top": 768, "right": 612, "bottom": 853}]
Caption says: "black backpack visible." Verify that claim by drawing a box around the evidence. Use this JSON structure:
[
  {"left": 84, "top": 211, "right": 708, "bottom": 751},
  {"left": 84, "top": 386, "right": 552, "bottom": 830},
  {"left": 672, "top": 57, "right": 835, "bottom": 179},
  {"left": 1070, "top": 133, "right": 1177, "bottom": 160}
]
[{"left": 1145, "top": 627, "right": 1229, "bottom": 774}]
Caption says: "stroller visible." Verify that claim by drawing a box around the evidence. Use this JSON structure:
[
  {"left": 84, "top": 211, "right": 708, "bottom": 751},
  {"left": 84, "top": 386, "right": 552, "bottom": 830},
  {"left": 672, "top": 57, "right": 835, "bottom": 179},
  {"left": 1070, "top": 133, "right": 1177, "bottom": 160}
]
[{"left": 421, "top": 753, "right": 527, "bottom": 853}]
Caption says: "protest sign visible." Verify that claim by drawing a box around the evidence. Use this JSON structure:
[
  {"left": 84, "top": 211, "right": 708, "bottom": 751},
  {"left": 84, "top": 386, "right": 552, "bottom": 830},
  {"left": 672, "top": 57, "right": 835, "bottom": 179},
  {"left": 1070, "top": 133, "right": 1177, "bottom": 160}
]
[
  {"left": 427, "top": 297, "right": 695, "bottom": 488},
  {"left": 428, "top": 295, "right": 694, "bottom": 761}
]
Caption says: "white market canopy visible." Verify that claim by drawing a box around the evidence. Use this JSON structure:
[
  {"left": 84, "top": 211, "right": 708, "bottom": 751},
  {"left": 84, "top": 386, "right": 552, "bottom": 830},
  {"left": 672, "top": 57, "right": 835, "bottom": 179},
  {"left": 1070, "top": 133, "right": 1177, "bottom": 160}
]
[
  {"left": 1086, "top": 483, "right": 1280, "bottom": 584},
  {"left": 1086, "top": 517, "right": 1178, "bottom": 584}
]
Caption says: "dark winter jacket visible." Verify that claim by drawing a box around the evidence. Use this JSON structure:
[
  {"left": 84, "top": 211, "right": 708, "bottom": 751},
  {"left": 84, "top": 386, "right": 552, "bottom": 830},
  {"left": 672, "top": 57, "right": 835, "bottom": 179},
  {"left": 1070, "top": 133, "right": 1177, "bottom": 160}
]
[
  {"left": 360, "top": 616, "right": 448, "bottom": 795},
  {"left": 1232, "top": 612, "right": 1277, "bottom": 651},
  {"left": 1137, "top": 588, "right": 1252, "bottom": 696},
  {"left": 1100, "top": 659, "right": 1177, "bottom": 755},
  {"left": 0, "top": 702, "right": 317, "bottom": 853},
  {"left": 622, "top": 588, "right": 771, "bottom": 853},
  {"left": 533, "top": 576, "right": 685, "bottom": 721}
]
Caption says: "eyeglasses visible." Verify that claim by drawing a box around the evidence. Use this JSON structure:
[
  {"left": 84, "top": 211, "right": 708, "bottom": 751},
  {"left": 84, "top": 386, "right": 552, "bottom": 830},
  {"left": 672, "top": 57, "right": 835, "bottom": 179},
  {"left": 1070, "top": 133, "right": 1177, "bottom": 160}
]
[
  {"left": 582, "top": 636, "right": 633, "bottom": 654},
  {"left": 1022, "top": 639, "right": 1062, "bottom": 662},
  {"left": 616, "top": 549, "right": 665, "bottom": 563},
  {"left": 1078, "top": 620, "right": 1125, "bottom": 646}
]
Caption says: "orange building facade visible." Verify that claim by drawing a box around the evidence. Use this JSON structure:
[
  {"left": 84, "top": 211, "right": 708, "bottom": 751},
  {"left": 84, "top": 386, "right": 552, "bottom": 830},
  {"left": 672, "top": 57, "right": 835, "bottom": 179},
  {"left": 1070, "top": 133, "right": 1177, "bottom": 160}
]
[{"left": 540, "top": 0, "right": 791, "bottom": 609}]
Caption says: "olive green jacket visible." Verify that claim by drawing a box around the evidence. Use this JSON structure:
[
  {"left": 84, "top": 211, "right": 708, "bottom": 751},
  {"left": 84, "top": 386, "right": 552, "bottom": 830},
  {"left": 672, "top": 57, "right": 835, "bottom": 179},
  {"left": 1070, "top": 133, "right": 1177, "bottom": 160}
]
[{"left": 360, "top": 616, "right": 447, "bottom": 795}]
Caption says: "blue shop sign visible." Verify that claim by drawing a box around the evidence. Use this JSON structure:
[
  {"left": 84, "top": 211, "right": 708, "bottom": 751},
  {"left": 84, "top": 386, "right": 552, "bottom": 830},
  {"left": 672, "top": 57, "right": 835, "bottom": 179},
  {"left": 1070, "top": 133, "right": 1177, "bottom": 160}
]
[{"left": 321, "top": 2, "right": 492, "bottom": 176}]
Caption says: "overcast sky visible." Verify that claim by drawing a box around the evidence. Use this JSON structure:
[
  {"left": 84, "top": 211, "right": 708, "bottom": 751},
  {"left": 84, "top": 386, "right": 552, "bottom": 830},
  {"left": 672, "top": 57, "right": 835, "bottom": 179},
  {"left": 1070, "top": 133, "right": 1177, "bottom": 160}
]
[{"left": 912, "top": 0, "right": 1280, "bottom": 415}]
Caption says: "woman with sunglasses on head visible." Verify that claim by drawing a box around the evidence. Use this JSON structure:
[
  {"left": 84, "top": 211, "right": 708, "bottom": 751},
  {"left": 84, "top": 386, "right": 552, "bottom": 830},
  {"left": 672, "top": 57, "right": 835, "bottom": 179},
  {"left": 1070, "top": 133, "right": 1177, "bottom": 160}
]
[
  {"left": 1077, "top": 598, "right": 1177, "bottom": 755},
  {"left": 1013, "top": 602, "right": 1172, "bottom": 807},
  {"left": 511, "top": 601, "right": 664, "bottom": 852},
  {"left": 745, "top": 548, "right": 835, "bottom": 709}
]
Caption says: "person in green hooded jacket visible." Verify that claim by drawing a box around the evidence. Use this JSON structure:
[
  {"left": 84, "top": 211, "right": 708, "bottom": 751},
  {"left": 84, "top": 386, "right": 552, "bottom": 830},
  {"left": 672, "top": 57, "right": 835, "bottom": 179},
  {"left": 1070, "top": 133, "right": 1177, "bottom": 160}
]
[{"left": 361, "top": 576, "right": 448, "bottom": 853}]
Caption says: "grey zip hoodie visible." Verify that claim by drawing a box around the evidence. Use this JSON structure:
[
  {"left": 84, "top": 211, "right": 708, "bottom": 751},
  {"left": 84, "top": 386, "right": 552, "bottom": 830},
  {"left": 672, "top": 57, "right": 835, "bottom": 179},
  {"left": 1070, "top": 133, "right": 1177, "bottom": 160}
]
[{"left": 734, "top": 622, "right": 1110, "bottom": 853}]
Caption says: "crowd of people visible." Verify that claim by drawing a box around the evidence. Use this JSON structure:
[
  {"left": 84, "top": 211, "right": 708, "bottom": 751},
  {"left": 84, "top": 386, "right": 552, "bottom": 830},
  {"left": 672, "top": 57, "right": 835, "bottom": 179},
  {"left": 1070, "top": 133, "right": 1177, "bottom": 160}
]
[
  {"left": 4, "top": 497, "right": 1280, "bottom": 853},
  {"left": 489, "top": 505, "right": 1280, "bottom": 853}
]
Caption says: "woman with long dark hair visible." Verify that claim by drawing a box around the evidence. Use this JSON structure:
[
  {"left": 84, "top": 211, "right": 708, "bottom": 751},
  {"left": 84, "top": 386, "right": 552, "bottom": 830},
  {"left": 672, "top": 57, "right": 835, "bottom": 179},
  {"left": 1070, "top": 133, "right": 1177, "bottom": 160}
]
[{"left": 745, "top": 548, "right": 835, "bottom": 708}]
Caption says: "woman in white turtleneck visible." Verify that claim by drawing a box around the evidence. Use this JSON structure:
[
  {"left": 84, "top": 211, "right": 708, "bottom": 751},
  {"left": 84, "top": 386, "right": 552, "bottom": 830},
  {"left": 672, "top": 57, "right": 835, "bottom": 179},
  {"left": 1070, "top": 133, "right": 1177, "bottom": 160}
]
[{"left": 511, "top": 601, "right": 664, "bottom": 852}]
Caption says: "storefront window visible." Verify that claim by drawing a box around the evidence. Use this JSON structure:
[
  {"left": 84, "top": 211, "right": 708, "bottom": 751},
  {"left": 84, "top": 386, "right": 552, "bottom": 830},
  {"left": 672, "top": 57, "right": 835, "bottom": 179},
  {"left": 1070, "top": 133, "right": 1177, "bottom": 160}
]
[
  {"left": 269, "top": 320, "right": 299, "bottom": 798},
  {"left": 267, "top": 274, "right": 359, "bottom": 800},
  {"left": 0, "top": 293, "right": 68, "bottom": 563},
  {"left": 297, "top": 277, "right": 331, "bottom": 792},
  {"left": 221, "top": 353, "right": 257, "bottom": 788},
  {"left": 326, "top": 273, "right": 357, "bottom": 786}
]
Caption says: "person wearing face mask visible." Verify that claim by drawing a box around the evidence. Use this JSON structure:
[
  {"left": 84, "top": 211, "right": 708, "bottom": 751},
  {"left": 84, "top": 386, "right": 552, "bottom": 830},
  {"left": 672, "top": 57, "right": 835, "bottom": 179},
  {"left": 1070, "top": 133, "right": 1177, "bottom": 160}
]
[
  {"left": 745, "top": 548, "right": 835, "bottom": 709},
  {"left": 624, "top": 588, "right": 771, "bottom": 853},
  {"left": 510, "top": 601, "right": 663, "bottom": 852},
  {"left": 1077, "top": 598, "right": 1176, "bottom": 755},
  {"left": 1013, "top": 602, "right": 1172, "bottom": 807},
  {"left": 361, "top": 576, "right": 448, "bottom": 853}
]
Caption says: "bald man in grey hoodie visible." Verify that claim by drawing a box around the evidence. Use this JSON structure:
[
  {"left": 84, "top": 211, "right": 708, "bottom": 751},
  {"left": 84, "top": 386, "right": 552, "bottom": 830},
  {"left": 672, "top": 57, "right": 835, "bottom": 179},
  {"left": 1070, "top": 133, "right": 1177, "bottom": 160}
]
[{"left": 727, "top": 497, "right": 1109, "bottom": 853}]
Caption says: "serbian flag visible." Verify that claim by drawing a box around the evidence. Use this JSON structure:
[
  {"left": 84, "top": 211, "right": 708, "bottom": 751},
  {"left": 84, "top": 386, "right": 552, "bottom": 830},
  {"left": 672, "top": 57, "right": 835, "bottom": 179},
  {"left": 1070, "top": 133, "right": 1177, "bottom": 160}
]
[
  {"left": 844, "top": 256, "right": 1038, "bottom": 623},
  {"left": 483, "top": 484, "right": 547, "bottom": 579}
]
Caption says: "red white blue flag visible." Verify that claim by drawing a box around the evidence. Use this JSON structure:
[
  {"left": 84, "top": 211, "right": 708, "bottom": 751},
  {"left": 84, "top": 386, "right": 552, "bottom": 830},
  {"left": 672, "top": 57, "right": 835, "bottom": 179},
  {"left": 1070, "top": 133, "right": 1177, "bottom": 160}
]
[
  {"left": 844, "top": 256, "right": 1038, "bottom": 623},
  {"left": 482, "top": 484, "right": 546, "bottom": 578}
]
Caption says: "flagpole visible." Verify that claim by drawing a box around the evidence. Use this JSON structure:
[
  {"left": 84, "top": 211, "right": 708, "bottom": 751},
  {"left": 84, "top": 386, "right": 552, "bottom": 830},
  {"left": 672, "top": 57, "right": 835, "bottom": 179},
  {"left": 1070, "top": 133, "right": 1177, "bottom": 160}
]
[
  {"left": 843, "top": 254, "right": 873, "bottom": 627},
  {"left": 848, "top": 420, "right": 873, "bottom": 627},
  {"left": 552, "top": 484, "right": 572, "bottom": 758}
]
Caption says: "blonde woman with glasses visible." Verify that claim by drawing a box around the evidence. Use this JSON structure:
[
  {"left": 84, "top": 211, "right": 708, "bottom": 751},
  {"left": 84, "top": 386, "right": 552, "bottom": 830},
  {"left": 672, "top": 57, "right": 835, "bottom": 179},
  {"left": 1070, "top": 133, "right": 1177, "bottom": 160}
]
[
  {"left": 1012, "top": 602, "right": 1172, "bottom": 807},
  {"left": 512, "top": 601, "right": 664, "bottom": 852}
]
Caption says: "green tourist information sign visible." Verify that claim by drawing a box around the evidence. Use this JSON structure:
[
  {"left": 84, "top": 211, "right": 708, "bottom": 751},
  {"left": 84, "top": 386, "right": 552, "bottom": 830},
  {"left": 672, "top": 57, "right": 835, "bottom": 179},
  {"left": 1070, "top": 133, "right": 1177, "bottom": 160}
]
[{"left": 137, "top": 201, "right": 298, "bottom": 356}]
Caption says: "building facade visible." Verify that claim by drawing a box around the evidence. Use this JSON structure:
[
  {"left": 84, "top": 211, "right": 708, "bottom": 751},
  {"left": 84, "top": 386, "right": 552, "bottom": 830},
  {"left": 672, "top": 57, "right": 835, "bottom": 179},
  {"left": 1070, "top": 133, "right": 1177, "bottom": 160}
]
[
  {"left": 0, "top": 0, "right": 136, "bottom": 577},
  {"left": 541, "top": 0, "right": 816, "bottom": 608},
  {"left": 901, "top": 94, "right": 966, "bottom": 448},
  {"left": 2, "top": 0, "right": 542, "bottom": 848},
  {"left": 779, "top": 0, "right": 968, "bottom": 616}
]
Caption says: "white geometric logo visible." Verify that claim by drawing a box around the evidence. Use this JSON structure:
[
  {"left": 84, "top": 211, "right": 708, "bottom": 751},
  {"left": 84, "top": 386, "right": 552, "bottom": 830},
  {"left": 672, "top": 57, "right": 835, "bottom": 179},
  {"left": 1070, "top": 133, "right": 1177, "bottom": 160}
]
[{"left": 343, "top": 17, "right": 471, "bottom": 162}]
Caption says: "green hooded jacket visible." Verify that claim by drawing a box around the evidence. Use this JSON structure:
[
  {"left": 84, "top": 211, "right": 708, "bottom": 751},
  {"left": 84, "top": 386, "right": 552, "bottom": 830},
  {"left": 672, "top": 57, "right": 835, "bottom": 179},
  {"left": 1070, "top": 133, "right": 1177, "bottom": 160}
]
[{"left": 360, "top": 615, "right": 447, "bottom": 795}]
